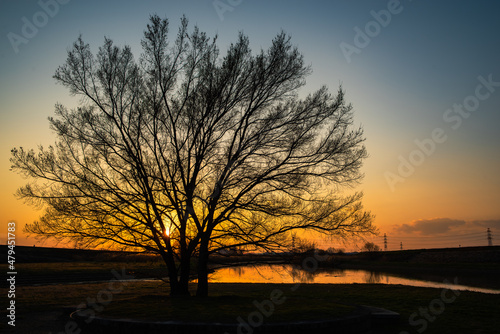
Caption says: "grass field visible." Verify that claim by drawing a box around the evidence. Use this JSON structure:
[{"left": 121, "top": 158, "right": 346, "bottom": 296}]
[
  {"left": 2, "top": 280, "right": 500, "bottom": 333},
  {"left": 2, "top": 247, "right": 499, "bottom": 333}
]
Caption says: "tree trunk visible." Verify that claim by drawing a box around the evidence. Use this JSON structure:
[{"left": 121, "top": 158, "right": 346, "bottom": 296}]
[
  {"left": 177, "top": 251, "right": 191, "bottom": 296},
  {"left": 169, "top": 280, "right": 190, "bottom": 296},
  {"left": 159, "top": 249, "right": 190, "bottom": 297},
  {"left": 196, "top": 241, "right": 210, "bottom": 297}
]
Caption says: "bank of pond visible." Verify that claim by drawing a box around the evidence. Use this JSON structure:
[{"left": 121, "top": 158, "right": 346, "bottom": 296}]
[{"left": 207, "top": 264, "right": 500, "bottom": 294}]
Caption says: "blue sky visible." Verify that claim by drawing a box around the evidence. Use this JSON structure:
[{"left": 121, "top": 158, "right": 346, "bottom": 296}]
[{"left": 1, "top": 0, "right": 499, "bottom": 249}]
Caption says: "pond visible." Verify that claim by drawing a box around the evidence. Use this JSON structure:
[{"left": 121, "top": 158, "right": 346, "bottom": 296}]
[{"left": 208, "top": 264, "right": 500, "bottom": 294}]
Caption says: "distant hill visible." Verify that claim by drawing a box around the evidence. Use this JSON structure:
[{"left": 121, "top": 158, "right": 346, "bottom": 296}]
[
  {"left": 4, "top": 244, "right": 500, "bottom": 264},
  {"left": 342, "top": 245, "right": 500, "bottom": 264},
  {"left": 1, "top": 245, "right": 156, "bottom": 263}
]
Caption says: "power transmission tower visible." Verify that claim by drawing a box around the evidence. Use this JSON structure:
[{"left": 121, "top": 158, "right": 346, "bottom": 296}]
[
  {"left": 487, "top": 228, "right": 493, "bottom": 246},
  {"left": 384, "top": 233, "right": 387, "bottom": 251},
  {"left": 400, "top": 242, "right": 403, "bottom": 250}
]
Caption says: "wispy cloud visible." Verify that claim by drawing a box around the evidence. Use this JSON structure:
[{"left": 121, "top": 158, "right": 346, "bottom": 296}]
[
  {"left": 393, "top": 218, "right": 466, "bottom": 236},
  {"left": 472, "top": 219, "right": 500, "bottom": 229}
]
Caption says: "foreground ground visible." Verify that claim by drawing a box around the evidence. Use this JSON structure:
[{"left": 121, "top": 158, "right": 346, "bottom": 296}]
[
  {"left": 2, "top": 246, "right": 499, "bottom": 333},
  {"left": 1, "top": 280, "right": 499, "bottom": 333}
]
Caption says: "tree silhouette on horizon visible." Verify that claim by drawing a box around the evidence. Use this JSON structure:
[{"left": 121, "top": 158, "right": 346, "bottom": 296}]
[{"left": 11, "top": 15, "right": 375, "bottom": 297}]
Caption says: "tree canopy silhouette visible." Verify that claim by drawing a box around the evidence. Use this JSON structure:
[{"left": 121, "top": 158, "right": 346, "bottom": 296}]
[{"left": 11, "top": 15, "right": 375, "bottom": 297}]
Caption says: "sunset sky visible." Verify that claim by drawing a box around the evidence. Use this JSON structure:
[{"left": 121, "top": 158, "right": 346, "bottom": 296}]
[{"left": 1, "top": 0, "right": 499, "bottom": 250}]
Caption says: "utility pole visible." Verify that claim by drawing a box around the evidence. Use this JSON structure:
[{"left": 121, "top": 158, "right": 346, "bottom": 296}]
[
  {"left": 384, "top": 233, "right": 387, "bottom": 251},
  {"left": 487, "top": 228, "right": 493, "bottom": 246}
]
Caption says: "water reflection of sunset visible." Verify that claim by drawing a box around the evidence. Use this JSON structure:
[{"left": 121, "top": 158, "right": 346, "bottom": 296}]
[
  {"left": 208, "top": 265, "right": 500, "bottom": 294},
  {"left": 208, "top": 264, "right": 393, "bottom": 284}
]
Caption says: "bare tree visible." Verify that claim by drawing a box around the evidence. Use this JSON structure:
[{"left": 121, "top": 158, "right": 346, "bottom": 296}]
[
  {"left": 361, "top": 242, "right": 381, "bottom": 252},
  {"left": 11, "top": 15, "right": 375, "bottom": 297}
]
